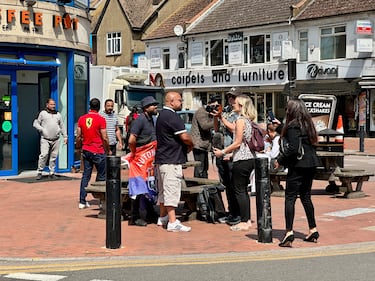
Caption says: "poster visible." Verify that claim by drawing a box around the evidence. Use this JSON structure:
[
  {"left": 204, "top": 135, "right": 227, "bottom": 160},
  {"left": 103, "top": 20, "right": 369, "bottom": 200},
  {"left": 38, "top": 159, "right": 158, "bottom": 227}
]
[{"left": 298, "top": 94, "right": 337, "bottom": 131}]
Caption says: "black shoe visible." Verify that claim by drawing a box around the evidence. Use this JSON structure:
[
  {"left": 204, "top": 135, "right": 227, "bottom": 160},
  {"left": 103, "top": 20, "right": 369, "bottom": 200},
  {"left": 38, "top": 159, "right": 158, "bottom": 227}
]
[
  {"left": 49, "top": 174, "right": 58, "bottom": 180},
  {"left": 135, "top": 218, "right": 147, "bottom": 227},
  {"left": 304, "top": 231, "right": 319, "bottom": 243},
  {"left": 36, "top": 173, "right": 42, "bottom": 180},
  {"left": 279, "top": 234, "right": 295, "bottom": 247},
  {"left": 226, "top": 215, "right": 241, "bottom": 226}
]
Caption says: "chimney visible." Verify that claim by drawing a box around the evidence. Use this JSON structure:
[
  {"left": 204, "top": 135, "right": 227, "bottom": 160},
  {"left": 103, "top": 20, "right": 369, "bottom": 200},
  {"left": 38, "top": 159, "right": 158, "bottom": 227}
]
[{"left": 152, "top": 0, "right": 160, "bottom": 5}]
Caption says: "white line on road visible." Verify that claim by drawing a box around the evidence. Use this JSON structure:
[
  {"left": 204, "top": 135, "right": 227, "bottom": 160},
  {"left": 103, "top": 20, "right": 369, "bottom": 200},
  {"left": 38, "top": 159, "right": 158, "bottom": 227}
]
[
  {"left": 324, "top": 208, "right": 375, "bottom": 217},
  {"left": 4, "top": 272, "right": 66, "bottom": 281}
]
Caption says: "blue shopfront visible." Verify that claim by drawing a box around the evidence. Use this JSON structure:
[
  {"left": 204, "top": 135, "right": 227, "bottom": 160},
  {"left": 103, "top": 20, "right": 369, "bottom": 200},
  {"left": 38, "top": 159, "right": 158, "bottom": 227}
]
[{"left": 0, "top": 1, "right": 91, "bottom": 176}]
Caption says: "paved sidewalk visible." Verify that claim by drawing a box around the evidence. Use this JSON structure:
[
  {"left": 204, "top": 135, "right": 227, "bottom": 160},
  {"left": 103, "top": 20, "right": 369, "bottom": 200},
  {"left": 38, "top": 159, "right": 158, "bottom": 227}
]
[{"left": 0, "top": 137, "right": 374, "bottom": 259}]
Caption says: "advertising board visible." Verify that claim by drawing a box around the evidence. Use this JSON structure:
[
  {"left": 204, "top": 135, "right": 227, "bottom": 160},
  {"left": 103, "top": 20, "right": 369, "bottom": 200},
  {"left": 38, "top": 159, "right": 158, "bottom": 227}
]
[{"left": 298, "top": 94, "right": 337, "bottom": 132}]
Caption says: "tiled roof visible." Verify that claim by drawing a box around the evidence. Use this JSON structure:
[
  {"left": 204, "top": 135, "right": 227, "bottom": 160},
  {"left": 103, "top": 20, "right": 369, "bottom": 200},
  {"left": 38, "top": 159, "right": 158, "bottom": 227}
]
[
  {"left": 295, "top": 0, "right": 375, "bottom": 20},
  {"left": 120, "top": 0, "right": 168, "bottom": 29},
  {"left": 91, "top": 0, "right": 168, "bottom": 34},
  {"left": 144, "top": 0, "right": 214, "bottom": 40},
  {"left": 186, "top": 0, "right": 301, "bottom": 35}
]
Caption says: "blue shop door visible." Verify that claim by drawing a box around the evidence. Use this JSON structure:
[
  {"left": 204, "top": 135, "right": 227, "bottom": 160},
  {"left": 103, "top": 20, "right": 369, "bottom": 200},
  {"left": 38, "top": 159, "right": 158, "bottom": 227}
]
[{"left": 0, "top": 71, "right": 18, "bottom": 176}]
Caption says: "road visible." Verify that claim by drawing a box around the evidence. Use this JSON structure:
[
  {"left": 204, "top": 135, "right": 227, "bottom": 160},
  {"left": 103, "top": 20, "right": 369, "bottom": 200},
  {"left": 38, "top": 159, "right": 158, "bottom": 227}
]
[{"left": 1, "top": 242, "right": 375, "bottom": 281}]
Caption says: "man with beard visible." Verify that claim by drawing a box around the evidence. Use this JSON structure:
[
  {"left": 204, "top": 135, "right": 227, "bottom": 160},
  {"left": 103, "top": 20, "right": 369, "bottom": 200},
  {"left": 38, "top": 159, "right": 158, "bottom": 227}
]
[{"left": 127, "top": 96, "right": 159, "bottom": 226}]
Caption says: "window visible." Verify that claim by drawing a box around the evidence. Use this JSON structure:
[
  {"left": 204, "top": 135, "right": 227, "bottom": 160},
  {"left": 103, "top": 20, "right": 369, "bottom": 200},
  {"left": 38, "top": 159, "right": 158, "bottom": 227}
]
[
  {"left": 299, "top": 31, "right": 308, "bottom": 61},
  {"left": 320, "top": 26, "right": 346, "bottom": 60},
  {"left": 162, "top": 48, "right": 170, "bottom": 69},
  {"left": 178, "top": 45, "right": 185, "bottom": 68},
  {"left": 250, "top": 35, "right": 270, "bottom": 64},
  {"left": 106, "top": 32, "right": 121, "bottom": 55},
  {"left": 243, "top": 37, "right": 249, "bottom": 63},
  {"left": 210, "top": 39, "right": 224, "bottom": 66}
]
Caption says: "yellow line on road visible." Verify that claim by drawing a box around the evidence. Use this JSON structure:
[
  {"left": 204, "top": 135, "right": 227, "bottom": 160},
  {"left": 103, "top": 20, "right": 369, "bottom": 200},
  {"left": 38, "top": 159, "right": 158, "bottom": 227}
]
[{"left": 1, "top": 245, "right": 375, "bottom": 275}]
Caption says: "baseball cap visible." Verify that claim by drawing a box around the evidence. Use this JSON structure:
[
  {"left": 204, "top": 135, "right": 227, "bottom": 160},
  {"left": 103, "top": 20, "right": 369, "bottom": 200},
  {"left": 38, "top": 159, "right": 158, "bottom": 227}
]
[
  {"left": 226, "top": 87, "right": 241, "bottom": 97},
  {"left": 141, "top": 96, "right": 159, "bottom": 108}
]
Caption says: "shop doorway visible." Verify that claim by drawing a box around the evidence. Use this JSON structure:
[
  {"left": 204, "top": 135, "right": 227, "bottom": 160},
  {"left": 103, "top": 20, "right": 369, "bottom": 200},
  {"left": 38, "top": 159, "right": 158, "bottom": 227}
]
[{"left": 18, "top": 71, "right": 52, "bottom": 172}]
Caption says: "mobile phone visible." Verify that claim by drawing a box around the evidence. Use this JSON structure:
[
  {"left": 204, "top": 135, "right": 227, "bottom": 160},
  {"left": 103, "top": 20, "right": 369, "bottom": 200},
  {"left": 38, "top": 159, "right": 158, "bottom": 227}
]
[{"left": 267, "top": 110, "right": 275, "bottom": 122}]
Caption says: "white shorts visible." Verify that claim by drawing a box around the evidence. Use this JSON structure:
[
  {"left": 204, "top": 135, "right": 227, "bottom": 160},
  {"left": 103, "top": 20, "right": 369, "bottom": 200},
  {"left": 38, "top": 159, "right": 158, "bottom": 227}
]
[{"left": 156, "top": 164, "right": 183, "bottom": 207}]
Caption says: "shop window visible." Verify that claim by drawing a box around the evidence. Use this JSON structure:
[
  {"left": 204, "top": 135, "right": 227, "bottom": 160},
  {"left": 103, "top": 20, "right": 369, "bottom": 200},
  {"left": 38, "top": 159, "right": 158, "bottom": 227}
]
[
  {"left": 106, "top": 32, "right": 122, "bottom": 56},
  {"left": 320, "top": 26, "right": 346, "bottom": 60},
  {"left": 250, "top": 35, "right": 270, "bottom": 64},
  {"left": 299, "top": 31, "right": 308, "bottom": 61},
  {"left": 162, "top": 48, "right": 170, "bottom": 69},
  {"left": 210, "top": 39, "right": 224, "bottom": 66}
]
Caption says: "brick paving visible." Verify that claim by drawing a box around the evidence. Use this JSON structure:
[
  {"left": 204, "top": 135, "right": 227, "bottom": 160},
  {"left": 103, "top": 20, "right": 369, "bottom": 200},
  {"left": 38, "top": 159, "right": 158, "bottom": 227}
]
[{"left": 0, "top": 137, "right": 374, "bottom": 259}]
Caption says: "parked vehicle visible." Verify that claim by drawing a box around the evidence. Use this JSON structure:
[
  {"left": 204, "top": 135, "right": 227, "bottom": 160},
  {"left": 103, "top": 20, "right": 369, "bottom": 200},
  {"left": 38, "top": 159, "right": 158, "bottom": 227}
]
[{"left": 177, "top": 110, "right": 195, "bottom": 132}]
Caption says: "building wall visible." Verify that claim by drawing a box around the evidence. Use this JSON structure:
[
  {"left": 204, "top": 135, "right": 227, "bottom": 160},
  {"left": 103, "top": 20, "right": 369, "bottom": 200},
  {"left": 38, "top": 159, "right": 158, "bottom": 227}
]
[
  {"left": 96, "top": 0, "right": 132, "bottom": 66},
  {"left": 0, "top": 1, "right": 90, "bottom": 52}
]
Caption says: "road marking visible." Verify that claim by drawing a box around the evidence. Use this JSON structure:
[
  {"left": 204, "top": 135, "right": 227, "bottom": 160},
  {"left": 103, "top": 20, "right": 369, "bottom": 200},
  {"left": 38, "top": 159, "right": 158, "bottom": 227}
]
[
  {"left": 324, "top": 208, "right": 375, "bottom": 217},
  {"left": 3, "top": 272, "right": 66, "bottom": 280},
  {"left": 1, "top": 243, "right": 375, "bottom": 275}
]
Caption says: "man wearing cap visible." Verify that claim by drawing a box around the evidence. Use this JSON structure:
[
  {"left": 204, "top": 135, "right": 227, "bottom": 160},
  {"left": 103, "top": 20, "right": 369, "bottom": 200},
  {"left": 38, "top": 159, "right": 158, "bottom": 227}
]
[
  {"left": 190, "top": 95, "right": 218, "bottom": 178},
  {"left": 127, "top": 96, "right": 159, "bottom": 226},
  {"left": 213, "top": 87, "right": 241, "bottom": 225},
  {"left": 100, "top": 99, "right": 123, "bottom": 156}
]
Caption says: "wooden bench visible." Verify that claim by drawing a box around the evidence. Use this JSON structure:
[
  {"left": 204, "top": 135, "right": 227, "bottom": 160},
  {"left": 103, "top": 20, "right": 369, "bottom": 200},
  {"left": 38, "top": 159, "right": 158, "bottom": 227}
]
[
  {"left": 85, "top": 177, "right": 221, "bottom": 219},
  {"left": 269, "top": 168, "right": 373, "bottom": 198}
]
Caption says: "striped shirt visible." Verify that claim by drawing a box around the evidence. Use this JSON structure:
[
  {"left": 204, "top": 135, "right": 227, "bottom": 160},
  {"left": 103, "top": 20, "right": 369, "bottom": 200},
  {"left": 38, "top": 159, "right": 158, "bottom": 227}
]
[{"left": 101, "top": 111, "right": 118, "bottom": 145}]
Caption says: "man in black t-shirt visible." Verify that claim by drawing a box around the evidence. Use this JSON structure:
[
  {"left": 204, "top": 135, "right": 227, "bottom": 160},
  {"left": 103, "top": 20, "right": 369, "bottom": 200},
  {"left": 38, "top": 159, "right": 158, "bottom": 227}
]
[{"left": 155, "top": 92, "right": 193, "bottom": 232}]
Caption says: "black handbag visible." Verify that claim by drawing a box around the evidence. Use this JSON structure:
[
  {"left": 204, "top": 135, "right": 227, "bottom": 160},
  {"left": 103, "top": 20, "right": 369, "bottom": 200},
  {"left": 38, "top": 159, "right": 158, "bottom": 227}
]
[{"left": 280, "top": 137, "right": 304, "bottom": 160}]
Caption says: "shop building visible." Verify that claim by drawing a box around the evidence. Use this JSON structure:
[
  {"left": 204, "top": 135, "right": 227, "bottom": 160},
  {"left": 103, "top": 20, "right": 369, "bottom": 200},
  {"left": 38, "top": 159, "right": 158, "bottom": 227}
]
[
  {"left": 0, "top": 1, "right": 91, "bottom": 176},
  {"left": 145, "top": 0, "right": 375, "bottom": 136}
]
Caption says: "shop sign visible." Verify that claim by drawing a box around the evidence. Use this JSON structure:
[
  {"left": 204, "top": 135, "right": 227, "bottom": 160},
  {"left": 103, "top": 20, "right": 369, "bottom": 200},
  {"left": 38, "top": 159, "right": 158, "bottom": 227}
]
[
  {"left": 356, "top": 20, "right": 373, "bottom": 34},
  {"left": 158, "top": 65, "right": 287, "bottom": 88},
  {"left": 307, "top": 63, "right": 338, "bottom": 79},
  {"left": 298, "top": 94, "right": 337, "bottom": 131},
  {"left": 1, "top": 8, "right": 79, "bottom": 33}
]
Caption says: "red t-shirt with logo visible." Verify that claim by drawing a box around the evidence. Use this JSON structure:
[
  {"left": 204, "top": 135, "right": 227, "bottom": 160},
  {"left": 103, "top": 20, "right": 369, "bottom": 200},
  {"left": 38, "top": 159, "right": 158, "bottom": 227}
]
[{"left": 78, "top": 110, "right": 107, "bottom": 154}]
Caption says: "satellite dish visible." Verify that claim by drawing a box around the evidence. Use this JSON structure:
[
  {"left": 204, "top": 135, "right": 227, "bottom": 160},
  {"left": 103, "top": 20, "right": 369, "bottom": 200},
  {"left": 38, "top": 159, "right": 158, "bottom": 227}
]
[{"left": 173, "top": 25, "right": 184, "bottom": 37}]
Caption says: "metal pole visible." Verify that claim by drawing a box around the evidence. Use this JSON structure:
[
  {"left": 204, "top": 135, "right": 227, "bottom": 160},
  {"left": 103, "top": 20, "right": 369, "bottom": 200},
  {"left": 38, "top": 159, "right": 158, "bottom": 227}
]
[
  {"left": 106, "top": 156, "right": 121, "bottom": 249},
  {"left": 254, "top": 157, "right": 273, "bottom": 243},
  {"left": 359, "top": 126, "right": 365, "bottom": 152}
]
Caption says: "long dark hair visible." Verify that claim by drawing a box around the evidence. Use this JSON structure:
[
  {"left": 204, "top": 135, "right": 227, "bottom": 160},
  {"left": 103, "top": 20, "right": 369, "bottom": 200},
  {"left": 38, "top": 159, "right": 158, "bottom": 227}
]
[{"left": 281, "top": 99, "right": 318, "bottom": 144}]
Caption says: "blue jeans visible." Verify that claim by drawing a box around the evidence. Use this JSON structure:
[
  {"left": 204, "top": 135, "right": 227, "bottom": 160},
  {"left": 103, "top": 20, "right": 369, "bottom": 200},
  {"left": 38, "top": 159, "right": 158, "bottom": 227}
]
[{"left": 79, "top": 150, "right": 106, "bottom": 204}]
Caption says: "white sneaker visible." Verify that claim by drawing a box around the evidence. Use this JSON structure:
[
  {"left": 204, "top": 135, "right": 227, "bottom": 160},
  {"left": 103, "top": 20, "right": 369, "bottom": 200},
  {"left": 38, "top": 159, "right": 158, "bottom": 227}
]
[
  {"left": 157, "top": 215, "right": 169, "bottom": 226},
  {"left": 167, "top": 219, "right": 191, "bottom": 232},
  {"left": 78, "top": 202, "right": 90, "bottom": 209}
]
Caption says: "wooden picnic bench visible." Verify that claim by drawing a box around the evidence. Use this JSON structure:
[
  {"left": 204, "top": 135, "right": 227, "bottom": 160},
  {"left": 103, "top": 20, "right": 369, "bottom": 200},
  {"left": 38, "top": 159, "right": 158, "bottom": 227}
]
[
  {"left": 85, "top": 176, "right": 220, "bottom": 219},
  {"left": 269, "top": 168, "right": 373, "bottom": 198}
]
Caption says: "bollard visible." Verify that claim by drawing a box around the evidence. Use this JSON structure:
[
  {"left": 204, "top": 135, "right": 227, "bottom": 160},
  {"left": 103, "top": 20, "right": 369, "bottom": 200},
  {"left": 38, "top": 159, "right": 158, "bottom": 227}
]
[
  {"left": 359, "top": 125, "right": 365, "bottom": 152},
  {"left": 254, "top": 157, "right": 273, "bottom": 243},
  {"left": 106, "top": 156, "right": 121, "bottom": 249}
]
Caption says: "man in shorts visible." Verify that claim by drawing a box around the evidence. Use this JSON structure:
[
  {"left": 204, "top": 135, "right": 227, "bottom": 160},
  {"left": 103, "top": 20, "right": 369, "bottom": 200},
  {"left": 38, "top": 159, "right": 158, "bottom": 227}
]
[{"left": 155, "top": 91, "right": 193, "bottom": 232}]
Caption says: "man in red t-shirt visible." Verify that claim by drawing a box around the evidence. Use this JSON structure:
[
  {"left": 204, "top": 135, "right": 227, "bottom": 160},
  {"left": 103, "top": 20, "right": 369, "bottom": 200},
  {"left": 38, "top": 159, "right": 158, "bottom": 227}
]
[{"left": 76, "top": 98, "right": 111, "bottom": 209}]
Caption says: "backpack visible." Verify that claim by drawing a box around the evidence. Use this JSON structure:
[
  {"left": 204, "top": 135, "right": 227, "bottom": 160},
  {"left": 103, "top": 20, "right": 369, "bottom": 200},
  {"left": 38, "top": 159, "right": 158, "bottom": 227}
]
[
  {"left": 196, "top": 186, "right": 226, "bottom": 223},
  {"left": 247, "top": 121, "right": 265, "bottom": 152}
]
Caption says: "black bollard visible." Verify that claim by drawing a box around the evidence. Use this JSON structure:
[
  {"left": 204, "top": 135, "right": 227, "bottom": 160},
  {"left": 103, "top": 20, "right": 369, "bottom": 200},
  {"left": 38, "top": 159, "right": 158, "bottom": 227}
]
[
  {"left": 254, "top": 157, "right": 273, "bottom": 243},
  {"left": 359, "top": 126, "right": 365, "bottom": 152},
  {"left": 106, "top": 156, "right": 121, "bottom": 249}
]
